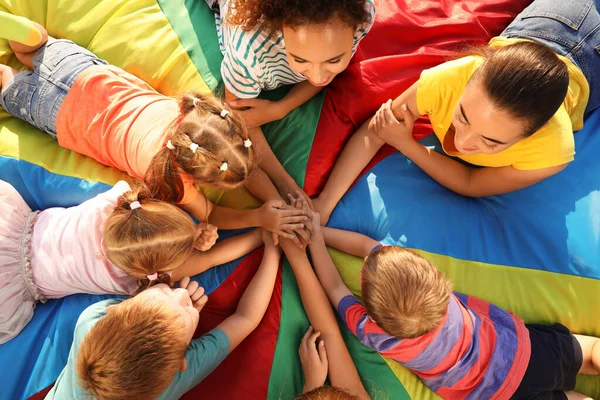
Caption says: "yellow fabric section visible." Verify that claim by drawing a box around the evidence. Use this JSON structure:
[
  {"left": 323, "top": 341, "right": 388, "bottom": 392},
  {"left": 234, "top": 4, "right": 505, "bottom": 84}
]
[
  {"left": 0, "top": 119, "right": 126, "bottom": 185},
  {"left": 415, "top": 39, "right": 589, "bottom": 171},
  {"left": 329, "top": 248, "right": 600, "bottom": 399},
  {"left": 0, "top": 0, "right": 253, "bottom": 208},
  {"left": 0, "top": 0, "right": 210, "bottom": 95}
]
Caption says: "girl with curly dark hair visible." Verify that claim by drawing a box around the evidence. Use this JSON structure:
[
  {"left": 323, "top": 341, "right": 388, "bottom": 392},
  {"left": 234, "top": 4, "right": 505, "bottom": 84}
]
[{"left": 206, "top": 0, "right": 375, "bottom": 207}]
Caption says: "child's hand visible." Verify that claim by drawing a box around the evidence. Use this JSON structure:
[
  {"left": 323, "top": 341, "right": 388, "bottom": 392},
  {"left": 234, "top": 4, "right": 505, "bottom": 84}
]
[
  {"left": 258, "top": 200, "right": 309, "bottom": 241},
  {"left": 288, "top": 192, "right": 320, "bottom": 236},
  {"left": 369, "top": 100, "right": 415, "bottom": 152},
  {"left": 273, "top": 176, "right": 315, "bottom": 212},
  {"left": 229, "top": 98, "right": 285, "bottom": 128},
  {"left": 260, "top": 228, "right": 282, "bottom": 254},
  {"left": 178, "top": 276, "right": 208, "bottom": 313},
  {"left": 299, "top": 326, "right": 328, "bottom": 393},
  {"left": 194, "top": 223, "right": 219, "bottom": 251}
]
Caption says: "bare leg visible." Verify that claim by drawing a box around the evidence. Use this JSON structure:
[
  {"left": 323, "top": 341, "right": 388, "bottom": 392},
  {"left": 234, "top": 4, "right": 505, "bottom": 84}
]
[
  {"left": 565, "top": 391, "right": 593, "bottom": 400},
  {"left": 558, "top": 335, "right": 600, "bottom": 400},
  {"left": 574, "top": 334, "right": 600, "bottom": 375},
  {"left": 9, "top": 21, "right": 48, "bottom": 70}
]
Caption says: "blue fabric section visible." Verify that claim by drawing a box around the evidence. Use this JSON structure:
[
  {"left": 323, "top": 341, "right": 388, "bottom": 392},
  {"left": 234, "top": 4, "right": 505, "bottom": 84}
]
[
  {"left": 0, "top": 158, "right": 247, "bottom": 399},
  {"left": 0, "top": 155, "right": 112, "bottom": 210},
  {"left": 0, "top": 294, "right": 118, "bottom": 400},
  {"left": 328, "top": 108, "right": 600, "bottom": 279}
]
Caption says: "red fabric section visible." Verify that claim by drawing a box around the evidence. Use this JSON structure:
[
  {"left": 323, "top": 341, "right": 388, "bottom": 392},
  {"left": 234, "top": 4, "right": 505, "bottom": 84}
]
[
  {"left": 304, "top": 0, "right": 533, "bottom": 196},
  {"left": 28, "top": 250, "right": 280, "bottom": 400},
  {"left": 28, "top": 386, "right": 52, "bottom": 400},
  {"left": 181, "top": 248, "right": 282, "bottom": 400}
]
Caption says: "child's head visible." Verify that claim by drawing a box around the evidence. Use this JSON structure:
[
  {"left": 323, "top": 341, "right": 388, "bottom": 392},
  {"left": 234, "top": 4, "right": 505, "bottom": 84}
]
[
  {"left": 146, "top": 92, "right": 255, "bottom": 203},
  {"left": 296, "top": 386, "right": 362, "bottom": 400},
  {"left": 104, "top": 181, "right": 197, "bottom": 288},
  {"left": 76, "top": 283, "right": 199, "bottom": 400},
  {"left": 228, "top": 0, "right": 372, "bottom": 87},
  {"left": 361, "top": 247, "right": 453, "bottom": 339}
]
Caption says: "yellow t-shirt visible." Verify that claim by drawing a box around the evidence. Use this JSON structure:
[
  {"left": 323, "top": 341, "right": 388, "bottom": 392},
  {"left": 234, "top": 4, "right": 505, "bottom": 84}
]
[{"left": 416, "top": 37, "right": 590, "bottom": 170}]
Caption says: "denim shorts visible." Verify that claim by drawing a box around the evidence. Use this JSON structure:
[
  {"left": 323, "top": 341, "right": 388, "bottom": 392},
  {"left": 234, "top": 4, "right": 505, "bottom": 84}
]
[
  {"left": 501, "top": 0, "right": 600, "bottom": 116},
  {"left": 0, "top": 39, "right": 107, "bottom": 138}
]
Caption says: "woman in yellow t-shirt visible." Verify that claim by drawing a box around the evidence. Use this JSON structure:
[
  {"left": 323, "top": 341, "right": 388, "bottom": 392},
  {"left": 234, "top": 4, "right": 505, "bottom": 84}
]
[{"left": 314, "top": 0, "right": 600, "bottom": 224}]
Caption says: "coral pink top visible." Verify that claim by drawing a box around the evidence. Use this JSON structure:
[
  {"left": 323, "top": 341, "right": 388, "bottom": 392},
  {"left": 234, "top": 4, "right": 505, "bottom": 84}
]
[
  {"left": 31, "top": 181, "right": 138, "bottom": 298},
  {"left": 55, "top": 65, "right": 199, "bottom": 205}
]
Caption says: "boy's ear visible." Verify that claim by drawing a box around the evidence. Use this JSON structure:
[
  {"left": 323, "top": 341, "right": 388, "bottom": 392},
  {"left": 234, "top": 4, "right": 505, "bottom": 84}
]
[{"left": 180, "top": 357, "right": 188, "bottom": 372}]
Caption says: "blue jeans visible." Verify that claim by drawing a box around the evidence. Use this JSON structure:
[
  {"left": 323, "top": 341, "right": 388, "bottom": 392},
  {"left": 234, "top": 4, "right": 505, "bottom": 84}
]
[
  {"left": 0, "top": 39, "right": 107, "bottom": 138},
  {"left": 502, "top": 0, "right": 600, "bottom": 117}
]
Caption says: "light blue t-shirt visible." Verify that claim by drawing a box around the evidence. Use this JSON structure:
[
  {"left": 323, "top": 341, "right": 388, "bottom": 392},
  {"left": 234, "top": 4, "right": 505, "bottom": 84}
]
[{"left": 45, "top": 299, "right": 230, "bottom": 399}]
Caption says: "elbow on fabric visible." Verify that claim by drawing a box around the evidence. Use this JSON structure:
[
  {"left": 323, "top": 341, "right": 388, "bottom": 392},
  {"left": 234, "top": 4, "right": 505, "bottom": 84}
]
[
  {"left": 361, "top": 238, "right": 381, "bottom": 258},
  {"left": 447, "top": 169, "right": 487, "bottom": 198},
  {"left": 237, "top": 313, "right": 263, "bottom": 333}
]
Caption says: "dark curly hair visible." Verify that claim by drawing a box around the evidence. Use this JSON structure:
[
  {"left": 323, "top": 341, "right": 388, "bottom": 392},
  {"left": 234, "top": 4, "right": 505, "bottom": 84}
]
[{"left": 227, "top": 0, "right": 372, "bottom": 32}]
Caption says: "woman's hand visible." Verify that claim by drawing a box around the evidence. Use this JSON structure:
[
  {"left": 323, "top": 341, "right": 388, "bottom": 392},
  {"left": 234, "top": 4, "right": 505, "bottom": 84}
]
[
  {"left": 193, "top": 222, "right": 219, "bottom": 251},
  {"left": 178, "top": 276, "right": 208, "bottom": 313},
  {"left": 299, "top": 326, "right": 328, "bottom": 393},
  {"left": 369, "top": 100, "right": 416, "bottom": 152},
  {"left": 230, "top": 98, "right": 286, "bottom": 128}
]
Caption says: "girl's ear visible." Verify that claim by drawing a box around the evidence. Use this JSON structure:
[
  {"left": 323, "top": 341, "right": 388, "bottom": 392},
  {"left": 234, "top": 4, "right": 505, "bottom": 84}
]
[
  {"left": 106, "top": 305, "right": 116, "bottom": 314},
  {"left": 180, "top": 357, "right": 188, "bottom": 372}
]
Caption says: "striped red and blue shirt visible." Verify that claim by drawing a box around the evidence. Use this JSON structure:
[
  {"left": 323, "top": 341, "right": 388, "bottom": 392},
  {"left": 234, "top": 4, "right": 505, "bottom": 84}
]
[{"left": 338, "top": 292, "right": 531, "bottom": 399}]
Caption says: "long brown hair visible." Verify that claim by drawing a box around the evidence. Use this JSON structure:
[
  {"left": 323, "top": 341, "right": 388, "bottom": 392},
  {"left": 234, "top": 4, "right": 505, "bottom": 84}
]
[
  {"left": 227, "top": 0, "right": 372, "bottom": 32},
  {"left": 464, "top": 41, "right": 569, "bottom": 137},
  {"left": 103, "top": 180, "right": 196, "bottom": 290},
  {"left": 76, "top": 297, "right": 188, "bottom": 400},
  {"left": 145, "top": 92, "right": 255, "bottom": 204}
]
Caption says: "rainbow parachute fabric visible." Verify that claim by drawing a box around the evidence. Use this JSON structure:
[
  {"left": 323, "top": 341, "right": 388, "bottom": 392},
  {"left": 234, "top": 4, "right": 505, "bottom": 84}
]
[{"left": 0, "top": 1, "right": 598, "bottom": 399}]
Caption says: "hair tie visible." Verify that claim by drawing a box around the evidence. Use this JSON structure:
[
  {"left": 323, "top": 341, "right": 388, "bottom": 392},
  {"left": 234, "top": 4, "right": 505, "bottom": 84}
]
[
  {"left": 129, "top": 201, "right": 142, "bottom": 210},
  {"left": 243, "top": 138, "right": 252, "bottom": 148},
  {"left": 220, "top": 162, "right": 228, "bottom": 172},
  {"left": 189, "top": 143, "right": 199, "bottom": 153},
  {"left": 193, "top": 98, "right": 200, "bottom": 107},
  {"left": 166, "top": 140, "right": 175, "bottom": 150},
  {"left": 147, "top": 272, "right": 158, "bottom": 281},
  {"left": 220, "top": 109, "right": 230, "bottom": 118}
]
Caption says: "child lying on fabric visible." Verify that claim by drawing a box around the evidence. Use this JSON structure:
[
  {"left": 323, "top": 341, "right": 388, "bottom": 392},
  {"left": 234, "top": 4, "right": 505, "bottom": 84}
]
[
  {"left": 295, "top": 326, "right": 361, "bottom": 400},
  {"left": 293, "top": 197, "right": 600, "bottom": 400},
  {"left": 279, "top": 217, "right": 369, "bottom": 399},
  {"left": 45, "top": 229, "right": 281, "bottom": 399},
  {"left": 0, "top": 13, "right": 308, "bottom": 242},
  {"left": 0, "top": 179, "right": 263, "bottom": 344}
]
